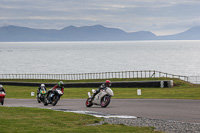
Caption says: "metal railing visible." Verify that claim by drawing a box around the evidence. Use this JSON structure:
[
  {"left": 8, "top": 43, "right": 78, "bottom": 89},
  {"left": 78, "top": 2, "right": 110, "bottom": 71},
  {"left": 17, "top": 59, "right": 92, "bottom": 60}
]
[
  {"left": 186, "top": 76, "right": 200, "bottom": 84},
  {"left": 0, "top": 70, "right": 195, "bottom": 82}
]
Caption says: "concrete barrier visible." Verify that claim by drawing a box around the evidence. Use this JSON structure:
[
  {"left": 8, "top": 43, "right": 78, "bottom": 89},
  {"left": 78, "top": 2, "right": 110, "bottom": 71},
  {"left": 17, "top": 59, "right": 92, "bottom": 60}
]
[{"left": 0, "top": 80, "right": 173, "bottom": 88}]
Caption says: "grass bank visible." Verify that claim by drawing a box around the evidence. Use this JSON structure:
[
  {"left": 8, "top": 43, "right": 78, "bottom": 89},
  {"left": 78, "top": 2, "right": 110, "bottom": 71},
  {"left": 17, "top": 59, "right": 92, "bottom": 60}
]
[
  {"left": 1, "top": 78, "right": 200, "bottom": 99},
  {"left": 0, "top": 77, "right": 192, "bottom": 85},
  {"left": 0, "top": 106, "right": 162, "bottom": 133},
  {"left": 4, "top": 85, "right": 200, "bottom": 99}
]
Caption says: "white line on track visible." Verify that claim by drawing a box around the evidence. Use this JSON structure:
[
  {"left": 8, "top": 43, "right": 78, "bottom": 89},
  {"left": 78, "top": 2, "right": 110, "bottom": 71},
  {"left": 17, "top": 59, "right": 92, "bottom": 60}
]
[{"left": 53, "top": 109, "right": 137, "bottom": 119}]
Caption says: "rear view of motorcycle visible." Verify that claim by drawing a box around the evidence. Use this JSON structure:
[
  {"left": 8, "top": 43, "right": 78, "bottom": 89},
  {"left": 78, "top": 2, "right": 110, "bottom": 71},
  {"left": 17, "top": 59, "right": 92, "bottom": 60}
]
[
  {"left": 0, "top": 92, "right": 6, "bottom": 105},
  {"left": 86, "top": 87, "right": 114, "bottom": 108}
]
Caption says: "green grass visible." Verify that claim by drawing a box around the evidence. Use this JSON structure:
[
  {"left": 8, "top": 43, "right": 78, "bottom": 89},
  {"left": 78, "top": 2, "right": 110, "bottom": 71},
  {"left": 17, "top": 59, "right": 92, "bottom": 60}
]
[
  {"left": 113, "top": 87, "right": 200, "bottom": 99},
  {"left": 0, "top": 77, "right": 196, "bottom": 89},
  {"left": 3, "top": 85, "right": 200, "bottom": 100},
  {"left": 2, "top": 78, "right": 200, "bottom": 99},
  {"left": 0, "top": 106, "right": 162, "bottom": 133}
]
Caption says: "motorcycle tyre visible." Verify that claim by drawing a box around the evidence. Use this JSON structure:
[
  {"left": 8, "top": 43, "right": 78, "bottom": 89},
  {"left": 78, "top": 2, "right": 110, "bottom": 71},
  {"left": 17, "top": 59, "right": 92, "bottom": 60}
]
[
  {"left": 37, "top": 95, "right": 41, "bottom": 103},
  {"left": 43, "top": 98, "right": 48, "bottom": 106},
  {"left": 85, "top": 98, "right": 93, "bottom": 107},
  {"left": 101, "top": 96, "right": 110, "bottom": 108},
  {"left": 44, "top": 102, "right": 48, "bottom": 106},
  {"left": 1, "top": 98, "right": 4, "bottom": 105},
  {"left": 37, "top": 99, "right": 41, "bottom": 103},
  {"left": 52, "top": 95, "right": 59, "bottom": 106}
]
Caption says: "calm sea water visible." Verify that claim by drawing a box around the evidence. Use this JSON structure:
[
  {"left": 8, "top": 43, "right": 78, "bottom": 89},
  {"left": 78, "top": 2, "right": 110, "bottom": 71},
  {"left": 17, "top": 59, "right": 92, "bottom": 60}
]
[{"left": 0, "top": 40, "right": 200, "bottom": 76}]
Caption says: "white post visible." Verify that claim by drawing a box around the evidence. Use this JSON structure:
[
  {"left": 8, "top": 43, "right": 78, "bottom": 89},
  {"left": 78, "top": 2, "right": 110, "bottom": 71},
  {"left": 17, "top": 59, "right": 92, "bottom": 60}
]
[
  {"left": 160, "top": 81, "right": 164, "bottom": 88},
  {"left": 137, "top": 89, "right": 141, "bottom": 95},
  {"left": 31, "top": 92, "right": 35, "bottom": 96}
]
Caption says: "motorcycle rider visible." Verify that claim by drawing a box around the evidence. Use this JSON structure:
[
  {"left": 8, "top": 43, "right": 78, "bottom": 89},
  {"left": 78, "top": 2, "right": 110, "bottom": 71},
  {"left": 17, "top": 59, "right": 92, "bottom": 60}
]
[
  {"left": 47, "top": 81, "right": 64, "bottom": 103},
  {"left": 37, "top": 84, "right": 47, "bottom": 98},
  {"left": 0, "top": 85, "right": 6, "bottom": 93},
  {"left": 52, "top": 81, "right": 64, "bottom": 93},
  {"left": 90, "top": 80, "right": 111, "bottom": 101}
]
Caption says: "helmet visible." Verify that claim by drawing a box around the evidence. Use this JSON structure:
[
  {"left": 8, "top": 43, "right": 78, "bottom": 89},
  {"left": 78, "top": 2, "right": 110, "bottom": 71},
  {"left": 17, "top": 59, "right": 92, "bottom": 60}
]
[
  {"left": 41, "top": 84, "right": 45, "bottom": 87},
  {"left": 58, "top": 81, "right": 64, "bottom": 87},
  {"left": 0, "top": 84, "right": 3, "bottom": 88},
  {"left": 105, "top": 80, "right": 111, "bottom": 87}
]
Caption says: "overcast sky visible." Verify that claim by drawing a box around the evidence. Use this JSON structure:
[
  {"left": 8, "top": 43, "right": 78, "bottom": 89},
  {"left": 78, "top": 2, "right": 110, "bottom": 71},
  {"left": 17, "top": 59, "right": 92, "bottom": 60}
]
[{"left": 0, "top": 0, "right": 200, "bottom": 35}]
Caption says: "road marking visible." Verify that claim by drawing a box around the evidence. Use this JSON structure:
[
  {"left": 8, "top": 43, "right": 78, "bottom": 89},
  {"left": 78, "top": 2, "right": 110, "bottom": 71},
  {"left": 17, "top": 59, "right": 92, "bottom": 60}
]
[{"left": 54, "top": 109, "right": 137, "bottom": 119}]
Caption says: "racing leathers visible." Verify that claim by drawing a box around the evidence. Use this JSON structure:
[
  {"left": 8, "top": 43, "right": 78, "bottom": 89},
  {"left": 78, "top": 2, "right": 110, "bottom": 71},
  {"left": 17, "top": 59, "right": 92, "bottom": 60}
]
[
  {"left": 52, "top": 85, "right": 64, "bottom": 93},
  {"left": 47, "top": 84, "right": 64, "bottom": 103},
  {"left": 37, "top": 87, "right": 47, "bottom": 95},
  {"left": 91, "top": 83, "right": 106, "bottom": 100},
  {"left": 0, "top": 87, "right": 6, "bottom": 93}
]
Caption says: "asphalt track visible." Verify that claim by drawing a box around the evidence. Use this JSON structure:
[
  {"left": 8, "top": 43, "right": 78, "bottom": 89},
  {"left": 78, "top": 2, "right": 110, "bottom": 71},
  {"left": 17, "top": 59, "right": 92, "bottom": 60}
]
[{"left": 3, "top": 98, "right": 200, "bottom": 123}]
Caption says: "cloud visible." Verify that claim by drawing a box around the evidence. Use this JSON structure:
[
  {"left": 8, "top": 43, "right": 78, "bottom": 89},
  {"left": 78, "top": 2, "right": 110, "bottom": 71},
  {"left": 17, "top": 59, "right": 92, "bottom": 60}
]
[{"left": 0, "top": 0, "right": 200, "bottom": 35}]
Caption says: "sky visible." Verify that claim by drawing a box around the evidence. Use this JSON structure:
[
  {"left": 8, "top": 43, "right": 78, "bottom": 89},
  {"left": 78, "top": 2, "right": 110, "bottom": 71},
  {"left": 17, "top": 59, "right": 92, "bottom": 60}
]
[{"left": 0, "top": 0, "right": 200, "bottom": 35}]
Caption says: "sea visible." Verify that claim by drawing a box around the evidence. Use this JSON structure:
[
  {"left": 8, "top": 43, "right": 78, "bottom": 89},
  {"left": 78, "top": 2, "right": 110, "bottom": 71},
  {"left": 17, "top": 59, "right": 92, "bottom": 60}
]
[{"left": 0, "top": 40, "right": 200, "bottom": 76}]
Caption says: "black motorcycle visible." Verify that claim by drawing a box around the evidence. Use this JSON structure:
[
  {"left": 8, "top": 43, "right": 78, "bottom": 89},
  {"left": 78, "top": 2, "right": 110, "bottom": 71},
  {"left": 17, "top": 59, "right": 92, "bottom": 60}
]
[
  {"left": 47, "top": 88, "right": 63, "bottom": 106},
  {"left": 37, "top": 88, "right": 48, "bottom": 106}
]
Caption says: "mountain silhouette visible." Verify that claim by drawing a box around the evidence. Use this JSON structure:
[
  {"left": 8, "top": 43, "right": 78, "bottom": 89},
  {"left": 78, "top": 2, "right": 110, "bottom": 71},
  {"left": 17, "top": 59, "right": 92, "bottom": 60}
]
[
  {"left": 158, "top": 26, "right": 200, "bottom": 40},
  {"left": 0, "top": 25, "right": 199, "bottom": 41}
]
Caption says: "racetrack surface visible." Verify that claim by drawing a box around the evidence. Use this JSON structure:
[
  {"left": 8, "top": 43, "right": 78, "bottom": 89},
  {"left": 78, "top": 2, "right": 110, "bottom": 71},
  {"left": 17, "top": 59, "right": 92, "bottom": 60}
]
[{"left": 3, "top": 98, "right": 200, "bottom": 123}]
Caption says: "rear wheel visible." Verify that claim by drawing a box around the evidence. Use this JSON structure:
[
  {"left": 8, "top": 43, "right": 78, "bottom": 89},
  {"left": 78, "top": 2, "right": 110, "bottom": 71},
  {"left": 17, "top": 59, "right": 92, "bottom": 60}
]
[
  {"left": 101, "top": 96, "right": 110, "bottom": 108},
  {"left": 86, "top": 98, "right": 93, "bottom": 107}
]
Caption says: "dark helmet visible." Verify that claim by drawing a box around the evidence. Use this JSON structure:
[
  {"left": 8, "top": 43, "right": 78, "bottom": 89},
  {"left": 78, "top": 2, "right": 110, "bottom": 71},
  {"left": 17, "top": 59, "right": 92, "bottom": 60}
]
[
  {"left": 58, "top": 81, "right": 64, "bottom": 87},
  {"left": 105, "top": 80, "right": 111, "bottom": 87}
]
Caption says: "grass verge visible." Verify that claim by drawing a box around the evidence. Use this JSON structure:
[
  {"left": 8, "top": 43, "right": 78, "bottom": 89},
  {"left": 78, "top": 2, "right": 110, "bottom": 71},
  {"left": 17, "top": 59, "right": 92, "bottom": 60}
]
[
  {"left": 0, "top": 77, "right": 191, "bottom": 85},
  {"left": 0, "top": 106, "right": 162, "bottom": 133},
  {"left": 1, "top": 78, "right": 200, "bottom": 99},
  {"left": 4, "top": 85, "right": 200, "bottom": 99}
]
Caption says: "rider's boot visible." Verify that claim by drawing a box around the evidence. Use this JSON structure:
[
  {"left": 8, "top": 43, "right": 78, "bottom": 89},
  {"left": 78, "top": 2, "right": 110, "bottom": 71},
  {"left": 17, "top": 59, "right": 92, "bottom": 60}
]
[{"left": 89, "top": 93, "right": 97, "bottom": 101}]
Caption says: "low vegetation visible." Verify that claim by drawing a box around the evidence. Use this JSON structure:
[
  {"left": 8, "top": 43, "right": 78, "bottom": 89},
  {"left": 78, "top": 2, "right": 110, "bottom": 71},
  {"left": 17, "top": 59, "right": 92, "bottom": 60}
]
[
  {"left": 0, "top": 106, "right": 162, "bottom": 133},
  {"left": 0, "top": 77, "right": 192, "bottom": 85},
  {"left": 1, "top": 78, "right": 200, "bottom": 99}
]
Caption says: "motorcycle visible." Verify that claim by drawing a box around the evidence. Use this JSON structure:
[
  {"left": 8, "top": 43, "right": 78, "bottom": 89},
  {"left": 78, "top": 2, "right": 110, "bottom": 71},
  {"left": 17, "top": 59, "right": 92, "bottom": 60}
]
[
  {"left": 37, "top": 88, "right": 48, "bottom": 106},
  {"left": 47, "top": 88, "right": 63, "bottom": 106},
  {"left": 86, "top": 87, "right": 114, "bottom": 108},
  {"left": 0, "top": 92, "right": 6, "bottom": 105}
]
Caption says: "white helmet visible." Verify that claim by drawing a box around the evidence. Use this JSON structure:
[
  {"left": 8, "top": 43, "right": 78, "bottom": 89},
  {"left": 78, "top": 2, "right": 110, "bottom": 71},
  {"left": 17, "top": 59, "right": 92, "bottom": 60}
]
[
  {"left": 0, "top": 84, "right": 3, "bottom": 88},
  {"left": 41, "top": 84, "right": 45, "bottom": 87}
]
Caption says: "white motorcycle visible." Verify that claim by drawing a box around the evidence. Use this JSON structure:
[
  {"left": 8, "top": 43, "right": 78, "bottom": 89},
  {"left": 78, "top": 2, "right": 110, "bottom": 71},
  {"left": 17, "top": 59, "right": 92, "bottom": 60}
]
[{"left": 86, "top": 87, "right": 114, "bottom": 108}]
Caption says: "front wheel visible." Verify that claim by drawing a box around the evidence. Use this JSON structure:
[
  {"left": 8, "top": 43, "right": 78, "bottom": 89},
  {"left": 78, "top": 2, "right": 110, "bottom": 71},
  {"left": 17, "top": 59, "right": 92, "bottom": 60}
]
[
  {"left": 52, "top": 95, "right": 59, "bottom": 106},
  {"left": 37, "top": 94, "right": 41, "bottom": 103},
  {"left": 101, "top": 96, "right": 111, "bottom": 108},
  {"left": 1, "top": 98, "right": 4, "bottom": 105},
  {"left": 43, "top": 98, "right": 48, "bottom": 106},
  {"left": 85, "top": 98, "right": 93, "bottom": 107},
  {"left": 44, "top": 102, "right": 48, "bottom": 106}
]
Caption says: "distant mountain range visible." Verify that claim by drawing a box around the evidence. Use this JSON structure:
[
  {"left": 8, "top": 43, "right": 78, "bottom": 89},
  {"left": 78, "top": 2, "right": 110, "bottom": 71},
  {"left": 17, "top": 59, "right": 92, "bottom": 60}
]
[{"left": 0, "top": 25, "right": 200, "bottom": 42}]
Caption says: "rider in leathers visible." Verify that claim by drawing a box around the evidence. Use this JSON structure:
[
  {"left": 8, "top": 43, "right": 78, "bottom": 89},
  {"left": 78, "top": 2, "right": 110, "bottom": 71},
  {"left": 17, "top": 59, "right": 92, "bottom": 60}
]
[
  {"left": 47, "top": 81, "right": 64, "bottom": 103},
  {"left": 90, "top": 80, "right": 111, "bottom": 101},
  {"left": 0, "top": 85, "right": 6, "bottom": 93},
  {"left": 37, "top": 84, "right": 47, "bottom": 97}
]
